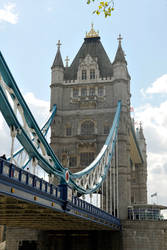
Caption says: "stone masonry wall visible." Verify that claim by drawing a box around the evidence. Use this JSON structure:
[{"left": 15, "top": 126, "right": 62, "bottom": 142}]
[
  {"left": 122, "top": 220, "right": 167, "bottom": 250},
  {"left": 6, "top": 227, "right": 39, "bottom": 250}
]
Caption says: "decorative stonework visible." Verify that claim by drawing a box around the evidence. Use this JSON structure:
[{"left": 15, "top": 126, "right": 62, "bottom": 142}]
[{"left": 77, "top": 54, "right": 100, "bottom": 81}]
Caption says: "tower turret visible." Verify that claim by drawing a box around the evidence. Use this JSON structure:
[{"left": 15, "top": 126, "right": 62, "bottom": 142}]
[
  {"left": 136, "top": 123, "right": 148, "bottom": 203},
  {"left": 50, "top": 40, "right": 64, "bottom": 109},
  {"left": 112, "top": 34, "right": 130, "bottom": 80},
  {"left": 136, "top": 122, "right": 147, "bottom": 160}
]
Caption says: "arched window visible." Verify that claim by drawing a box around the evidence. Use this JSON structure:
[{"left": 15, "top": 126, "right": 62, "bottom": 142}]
[{"left": 81, "top": 120, "right": 95, "bottom": 135}]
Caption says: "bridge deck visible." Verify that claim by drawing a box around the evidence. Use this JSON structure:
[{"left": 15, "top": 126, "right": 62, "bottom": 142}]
[
  {"left": 0, "top": 194, "right": 113, "bottom": 230},
  {"left": 0, "top": 159, "right": 121, "bottom": 231}
]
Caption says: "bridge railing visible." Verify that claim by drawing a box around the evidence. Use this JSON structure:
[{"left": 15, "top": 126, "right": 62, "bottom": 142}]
[
  {"left": 0, "top": 158, "right": 61, "bottom": 200},
  {"left": 71, "top": 196, "right": 120, "bottom": 227}
]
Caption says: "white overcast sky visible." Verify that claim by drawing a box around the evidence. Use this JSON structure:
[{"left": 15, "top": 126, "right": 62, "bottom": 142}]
[{"left": 0, "top": 0, "right": 167, "bottom": 209}]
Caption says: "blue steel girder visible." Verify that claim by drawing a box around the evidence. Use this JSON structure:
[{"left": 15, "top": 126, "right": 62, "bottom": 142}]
[
  {"left": 7, "top": 104, "right": 57, "bottom": 169},
  {"left": 0, "top": 84, "right": 63, "bottom": 178},
  {"left": 0, "top": 51, "right": 65, "bottom": 173}
]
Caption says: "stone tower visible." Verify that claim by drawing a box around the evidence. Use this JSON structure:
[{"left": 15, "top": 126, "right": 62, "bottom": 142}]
[{"left": 50, "top": 25, "right": 147, "bottom": 219}]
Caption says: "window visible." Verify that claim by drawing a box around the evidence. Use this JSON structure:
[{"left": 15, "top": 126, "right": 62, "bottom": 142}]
[
  {"left": 81, "top": 120, "right": 95, "bottom": 135},
  {"left": 73, "top": 88, "right": 79, "bottom": 97},
  {"left": 66, "top": 127, "right": 72, "bottom": 136},
  {"left": 98, "top": 87, "right": 104, "bottom": 96},
  {"left": 80, "top": 152, "right": 95, "bottom": 166},
  {"left": 104, "top": 125, "right": 109, "bottom": 135},
  {"left": 69, "top": 156, "right": 77, "bottom": 167},
  {"left": 81, "top": 88, "right": 87, "bottom": 97},
  {"left": 90, "top": 69, "right": 95, "bottom": 79},
  {"left": 89, "top": 88, "right": 95, "bottom": 96},
  {"left": 82, "top": 70, "right": 87, "bottom": 80}
]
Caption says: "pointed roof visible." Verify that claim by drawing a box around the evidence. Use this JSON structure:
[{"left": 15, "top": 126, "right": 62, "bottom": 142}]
[
  {"left": 138, "top": 122, "right": 145, "bottom": 140},
  {"left": 64, "top": 36, "right": 113, "bottom": 80},
  {"left": 64, "top": 26, "right": 113, "bottom": 80},
  {"left": 51, "top": 40, "right": 64, "bottom": 69},
  {"left": 113, "top": 34, "right": 127, "bottom": 65}
]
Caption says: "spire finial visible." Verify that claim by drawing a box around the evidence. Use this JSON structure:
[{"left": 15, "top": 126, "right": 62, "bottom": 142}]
[
  {"left": 85, "top": 24, "right": 99, "bottom": 38},
  {"left": 117, "top": 34, "right": 123, "bottom": 45},
  {"left": 65, "top": 56, "right": 70, "bottom": 67},
  {"left": 57, "top": 40, "right": 62, "bottom": 49}
]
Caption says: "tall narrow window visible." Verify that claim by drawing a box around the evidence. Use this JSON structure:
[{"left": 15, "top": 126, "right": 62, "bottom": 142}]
[
  {"left": 81, "top": 88, "right": 87, "bottom": 97},
  {"left": 73, "top": 88, "right": 79, "bottom": 97},
  {"left": 90, "top": 69, "right": 95, "bottom": 79},
  {"left": 80, "top": 152, "right": 95, "bottom": 166},
  {"left": 81, "top": 120, "right": 94, "bottom": 135},
  {"left": 98, "top": 87, "right": 104, "bottom": 96},
  {"left": 69, "top": 156, "right": 77, "bottom": 167},
  {"left": 104, "top": 125, "right": 109, "bottom": 135},
  {"left": 89, "top": 88, "right": 95, "bottom": 96},
  {"left": 66, "top": 126, "right": 72, "bottom": 136},
  {"left": 82, "top": 70, "right": 87, "bottom": 80}
]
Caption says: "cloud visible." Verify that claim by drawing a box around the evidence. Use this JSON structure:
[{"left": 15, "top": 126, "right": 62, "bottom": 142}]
[
  {"left": 135, "top": 100, "right": 167, "bottom": 154},
  {"left": 135, "top": 74, "right": 167, "bottom": 210},
  {"left": 0, "top": 3, "right": 18, "bottom": 24},
  {"left": 24, "top": 92, "right": 49, "bottom": 127},
  {"left": 142, "top": 74, "right": 167, "bottom": 96}
]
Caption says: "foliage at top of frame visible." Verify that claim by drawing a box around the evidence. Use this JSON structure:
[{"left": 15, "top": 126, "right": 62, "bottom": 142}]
[{"left": 87, "top": 0, "right": 114, "bottom": 18}]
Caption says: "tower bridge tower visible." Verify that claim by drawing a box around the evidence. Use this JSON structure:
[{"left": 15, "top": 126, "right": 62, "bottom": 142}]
[{"left": 50, "top": 25, "right": 147, "bottom": 219}]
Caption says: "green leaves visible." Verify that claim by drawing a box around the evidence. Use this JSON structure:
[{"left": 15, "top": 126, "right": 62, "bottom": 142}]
[{"left": 87, "top": 0, "right": 114, "bottom": 18}]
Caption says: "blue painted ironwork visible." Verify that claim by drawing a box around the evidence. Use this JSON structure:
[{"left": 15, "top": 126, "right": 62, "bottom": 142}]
[
  {"left": 0, "top": 158, "right": 121, "bottom": 230},
  {"left": 7, "top": 104, "right": 57, "bottom": 169},
  {"left": 0, "top": 84, "right": 64, "bottom": 178},
  {"left": 0, "top": 51, "right": 65, "bottom": 173}
]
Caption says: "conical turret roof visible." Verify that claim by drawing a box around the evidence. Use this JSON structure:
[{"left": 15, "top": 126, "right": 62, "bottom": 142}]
[
  {"left": 52, "top": 40, "right": 64, "bottom": 69},
  {"left": 113, "top": 34, "right": 127, "bottom": 65}
]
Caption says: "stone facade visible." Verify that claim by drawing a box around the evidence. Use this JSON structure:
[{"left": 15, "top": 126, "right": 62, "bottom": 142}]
[
  {"left": 50, "top": 27, "right": 147, "bottom": 219},
  {"left": 122, "top": 220, "right": 167, "bottom": 250},
  {"left": 6, "top": 227, "right": 39, "bottom": 250}
]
